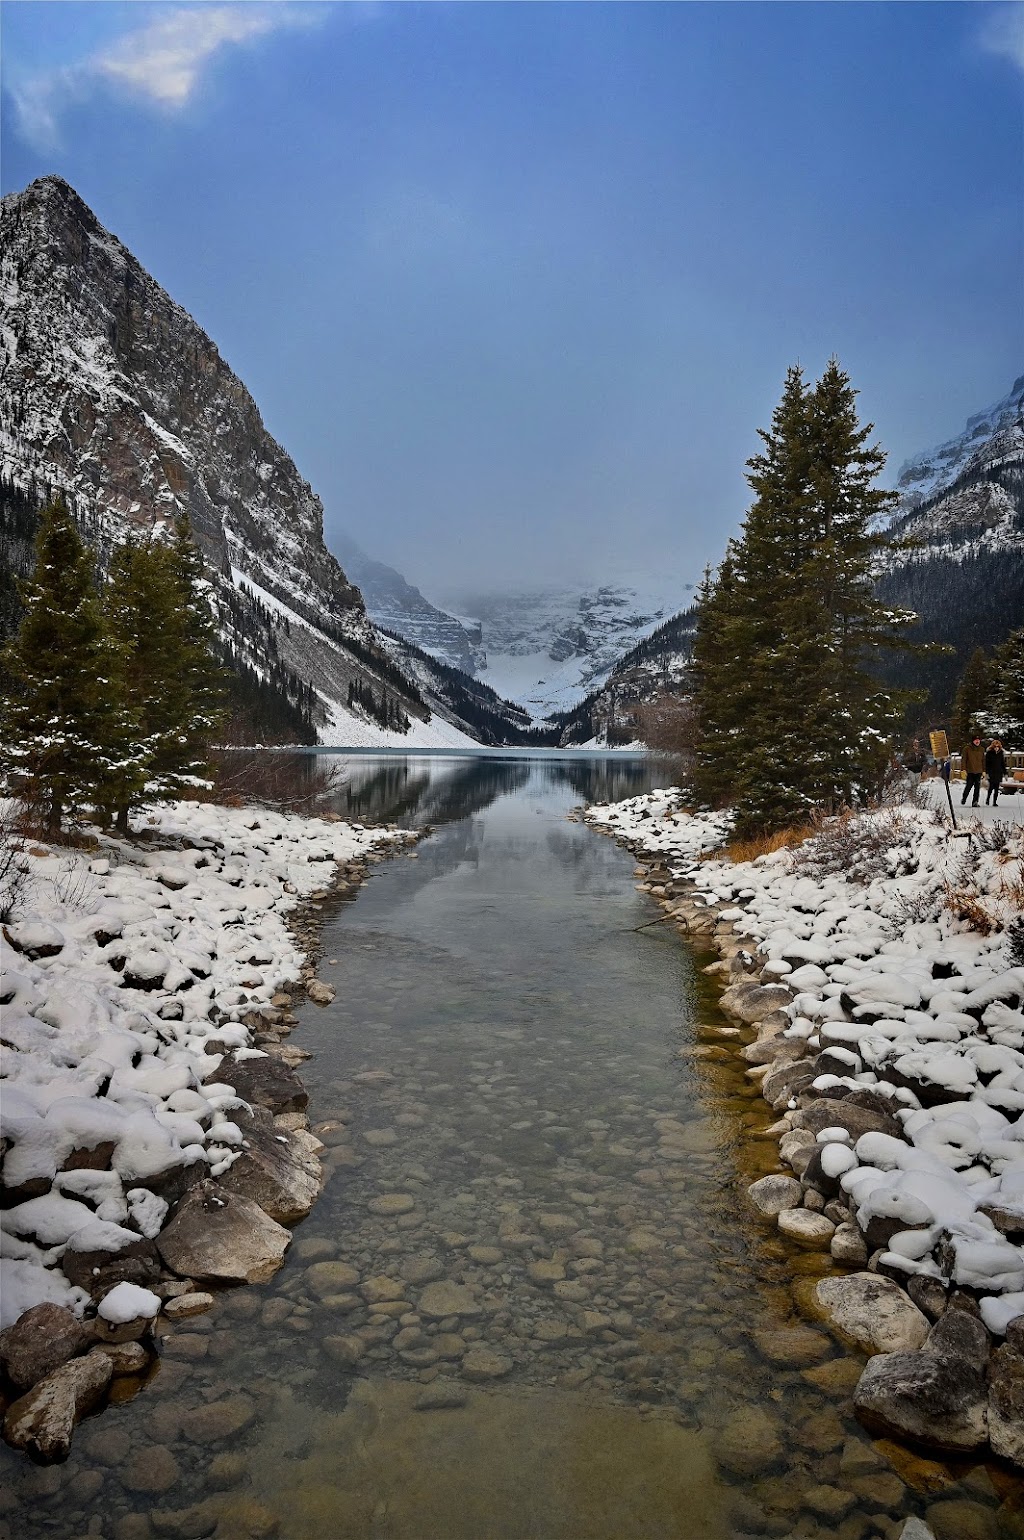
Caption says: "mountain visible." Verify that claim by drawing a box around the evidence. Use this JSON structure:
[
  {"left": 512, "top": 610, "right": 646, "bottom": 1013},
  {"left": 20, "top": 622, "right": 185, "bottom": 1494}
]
[
  {"left": 444, "top": 579, "right": 694, "bottom": 721},
  {"left": 0, "top": 176, "right": 511, "bottom": 747},
  {"left": 875, "top": 375, "right": 1024, "bottom": 712},
  {"left": 330, "top": 529, "right": 484, "bottom": 675}
]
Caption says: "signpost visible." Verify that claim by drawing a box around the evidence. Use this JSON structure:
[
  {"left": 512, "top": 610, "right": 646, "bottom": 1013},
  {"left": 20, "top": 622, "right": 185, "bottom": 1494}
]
[{"left": 930, "top": 730, "right": 965, "bottom": 833}]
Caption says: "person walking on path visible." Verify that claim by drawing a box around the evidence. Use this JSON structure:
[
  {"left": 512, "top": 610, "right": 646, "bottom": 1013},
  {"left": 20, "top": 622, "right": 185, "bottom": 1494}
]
[
  {"left": 961, "top": 732, "right": 985, "bottom": 806},
  {"left": 986, "top": 739, "right": 1007, "bottom": 806}
]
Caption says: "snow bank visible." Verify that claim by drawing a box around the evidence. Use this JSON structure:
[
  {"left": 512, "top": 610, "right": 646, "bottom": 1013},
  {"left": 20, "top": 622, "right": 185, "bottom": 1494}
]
[
  {"left": 0, "top": 798, "right": 403, "bottom": 1328},
  {"left": 587, "top": 789, "right": 1024, "bottom": 1318}
]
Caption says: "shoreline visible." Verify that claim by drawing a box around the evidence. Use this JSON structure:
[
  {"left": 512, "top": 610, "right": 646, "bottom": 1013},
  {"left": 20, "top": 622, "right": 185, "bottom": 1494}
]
[
  {"left": 0, "top": 800, "right": 418, "bottom": 1461},
  {"left": 584, "top": 788, "right": 1024, "bottom": 1474}
]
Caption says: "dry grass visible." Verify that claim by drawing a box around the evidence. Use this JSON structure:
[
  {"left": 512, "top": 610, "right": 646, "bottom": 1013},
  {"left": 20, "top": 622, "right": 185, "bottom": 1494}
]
[{"left": 725, "top": 821, "right": 819, "bottom": 864}]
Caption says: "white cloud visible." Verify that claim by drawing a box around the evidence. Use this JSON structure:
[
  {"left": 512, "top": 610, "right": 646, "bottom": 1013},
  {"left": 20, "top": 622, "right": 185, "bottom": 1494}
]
[
  {"left": 10, "top": 3, "right": 327, "bottom": 149},
  {"left": 979, "top": 1, "right": 1024, "bottom": 75}
]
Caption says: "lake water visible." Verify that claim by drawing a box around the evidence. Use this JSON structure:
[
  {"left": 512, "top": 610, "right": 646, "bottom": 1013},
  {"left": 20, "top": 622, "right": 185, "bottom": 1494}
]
[{"left": 1, "top": 755, "right": 1019, "bottom": 1540}]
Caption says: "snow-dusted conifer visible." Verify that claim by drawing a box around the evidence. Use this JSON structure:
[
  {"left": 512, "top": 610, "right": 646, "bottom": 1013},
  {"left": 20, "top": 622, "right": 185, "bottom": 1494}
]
[
  {"left": 981, "top": 628, "right": 1024, "bottom": 743},
  {"left": 1, "top": 499, "right": 145, "bottom": 832}
]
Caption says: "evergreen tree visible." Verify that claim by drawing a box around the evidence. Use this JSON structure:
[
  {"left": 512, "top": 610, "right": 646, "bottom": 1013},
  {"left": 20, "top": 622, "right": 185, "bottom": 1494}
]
[
  {"left": 981, "top": 628, "right": 1024, "bottom": 744},
  {"left": 106, "top": 516, "right": 225, "bottom": 825},
  {"left": 690, "top": 360, "right": 924, "bottom": 835},
  {"left": 953, "top": 646, "right": 993, "bottom": 747},
  {"left": 1, "top": 500, "right": 144, "bottom": 833}
]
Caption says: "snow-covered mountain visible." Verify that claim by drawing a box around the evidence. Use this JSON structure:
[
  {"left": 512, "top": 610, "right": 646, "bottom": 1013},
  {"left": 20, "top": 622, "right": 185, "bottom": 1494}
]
[
  {"left": 443, "top": 579, "right": 695, "bottom": 720},
  {"left": 330, "top": 529, "right": 484, "bottom": 675},
  {"left": 894, "top": 375, "right": 1024, "bottom": 516},
  {"left": 0, "top": 176, "right": 522, "bottom": 748}
]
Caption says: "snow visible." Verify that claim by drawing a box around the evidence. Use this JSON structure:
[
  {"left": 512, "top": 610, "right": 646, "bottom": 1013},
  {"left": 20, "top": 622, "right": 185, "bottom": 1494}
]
[
  {"left": 0, "top": 796, "right": 406, "bottom": 1328},
  {"left": 586, "top": 787, "right": 1024, "bottom": 1301},
  {"left": 96, "top": 1281, "right": 161, "bottom": 1324}
]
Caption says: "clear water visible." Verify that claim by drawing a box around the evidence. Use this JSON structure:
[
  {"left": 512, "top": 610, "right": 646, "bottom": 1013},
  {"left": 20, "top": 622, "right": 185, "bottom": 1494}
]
[{"left": 2, "top": 756, "right": 1021, "bottom": 1540}]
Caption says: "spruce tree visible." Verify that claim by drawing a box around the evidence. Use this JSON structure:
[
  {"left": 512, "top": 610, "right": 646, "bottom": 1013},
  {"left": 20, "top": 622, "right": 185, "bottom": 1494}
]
[
  {"left": 982, "top": 628, "right": 1024, "bottom": 743},
  {"left": 1, "top": 500, "right": 144, "bottom": 833},
  {"left": 953, "top": 646, "right": 993, "bottom": 747},
  {"left": 690, "top": 360, "right": 924, "bottom": 836}
]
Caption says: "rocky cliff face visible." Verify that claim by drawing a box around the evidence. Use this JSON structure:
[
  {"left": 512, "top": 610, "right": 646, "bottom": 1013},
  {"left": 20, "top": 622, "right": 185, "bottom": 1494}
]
[{"left": 0, "top": 177, "right": 503, "bottom": 744}]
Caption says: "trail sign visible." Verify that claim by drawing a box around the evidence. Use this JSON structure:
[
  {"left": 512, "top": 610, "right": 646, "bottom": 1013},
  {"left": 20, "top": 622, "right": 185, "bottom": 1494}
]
[{"left": 930, "top": 730, "right": 949, "bottom": 761}]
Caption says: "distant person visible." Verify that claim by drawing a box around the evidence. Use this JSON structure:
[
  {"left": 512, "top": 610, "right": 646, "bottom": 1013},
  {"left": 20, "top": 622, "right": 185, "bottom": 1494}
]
[
  {"left": 986, "top": 738, "right": 1007, "bottom": 806},
  {"left": 904, "top": 739, "right": 926, "bottom": 776},
  {"left": 961, "top": 731, "right": 985, "bottom": 807}
]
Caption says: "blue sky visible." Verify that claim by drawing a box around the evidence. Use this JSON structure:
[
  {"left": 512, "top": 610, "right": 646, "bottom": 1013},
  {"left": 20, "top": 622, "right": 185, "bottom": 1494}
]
[{"left": 1, "top": 1, "right": 1021, "bottom": 601}]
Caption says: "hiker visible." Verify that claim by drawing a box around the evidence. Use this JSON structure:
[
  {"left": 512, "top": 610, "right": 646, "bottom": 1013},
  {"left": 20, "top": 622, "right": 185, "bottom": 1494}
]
[
  {"left": 986, "top": 738, "right": 1007, "bottom": 806},
  {"left": 904, "top": 739, "right": 926, "bottom": 776},
  {"left": 961, "top": 731, "right": 985, "bottom": 807}
]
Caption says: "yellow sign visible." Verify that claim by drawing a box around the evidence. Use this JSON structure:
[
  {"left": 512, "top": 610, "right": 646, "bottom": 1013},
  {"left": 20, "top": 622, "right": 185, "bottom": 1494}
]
[{"left": 930, "top": 731, "right": 949, "bottom": 760}]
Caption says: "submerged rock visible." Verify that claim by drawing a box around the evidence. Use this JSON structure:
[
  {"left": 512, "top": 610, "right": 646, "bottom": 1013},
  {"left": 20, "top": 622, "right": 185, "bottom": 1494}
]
[
  {"left": 853, "top": 1349, "right": 988, "bottom": 1452},
  {"left": 816, "top": 1273, "right": 930, "bottom": 1355},
  {"left": 2, "top": 1350, "right": 112, "bottom": 1462}
]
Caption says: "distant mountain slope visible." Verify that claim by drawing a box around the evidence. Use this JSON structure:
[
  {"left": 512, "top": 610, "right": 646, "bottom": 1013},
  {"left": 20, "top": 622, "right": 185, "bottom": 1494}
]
[
  {"left": 330, "top": 529, "right": 483, "bottom": 675},
  {"left": 875, "top": 375, "right": 1024, "bottom": 711},
  {"left": 0, "top": 176, "right": 488, "bottom": 746}
]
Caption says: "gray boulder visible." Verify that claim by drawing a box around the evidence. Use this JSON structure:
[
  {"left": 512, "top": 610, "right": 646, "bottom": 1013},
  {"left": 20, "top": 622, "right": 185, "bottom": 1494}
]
[
  {"left": 212, "top": 1053, "right": 308, "bottom": 1115},
  {"left": 816, "top": 1273, "right": 929, "bottom": 1355},
  {"left": 218, "top": 1108, "right": 322, "bottom": 1224},
  {"left": 2, "top": 1350, "right": 112, "bottom": 1462},
  {"left": 0, "top": 1303, "right": 92, "bottom": 1391},
  {"left": 853, "top": 1351, "right": 988, "bottom": 1452},
  {"left": 156, "top": 1180, "right": 291, "bottom": 1284},
  {"left": 988, "top": 1339, "right": 1024, "bottom": 1468}
]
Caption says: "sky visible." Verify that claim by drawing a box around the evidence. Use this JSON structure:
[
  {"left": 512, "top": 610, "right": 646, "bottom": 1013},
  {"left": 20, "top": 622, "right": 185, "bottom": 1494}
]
[{"left": 1, "top": 1, "right": 1022, "bottom": 606}]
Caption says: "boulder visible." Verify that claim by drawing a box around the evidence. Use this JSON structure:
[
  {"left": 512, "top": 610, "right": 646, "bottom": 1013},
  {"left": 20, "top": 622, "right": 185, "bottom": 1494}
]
[
  {"left": 61, "top": 1236, "right": 162, "bottom": 1299},
  {"left": 720, "top": 982, "right": 793, "bottom": 1024},
  {"left": 417, "top": 1281, "right": 483, "bottom": 1319},
  {"left": 923, "top": 1309, "right": 989, "bottom": 1371},
  {"left": 212, "top": 1054, "right": 308, "bottom": 1115},
  {"left": 747, "top": 1174, "right": 803, "bottom": 1216},
  {"left": 156, "top": 1180, "right": 291, "bottom": 1284},
  {"left": 2, "top": 1350, "right": 112, "bottom": 1462},
  {"left": 0, "top": 1303, "right": 92, "bottom": 1391},
  {"left": 777, "top": 1209, "right": 835, "bottom": 1248},
  {"left": 816, "top": 1274, "right": 930, "bottom": 1355},
  {"left": 2, "top": 920, "right": 64, "bottom": 958},
  {"left": 306, "top": 980, "right": 335, "bottom": 1006},
  {"left": 853, "top": 1351, "right": 988, "bottom": 1452},
  {"left": 791, "top": 1097, "right": 904, "bottom": 1142},
  {"left": 218, "top": 1108, "right": 321, "bottom": 1224},
  {"left": 988, "top": 1341, "right": 1024, "bottom": 1468}
]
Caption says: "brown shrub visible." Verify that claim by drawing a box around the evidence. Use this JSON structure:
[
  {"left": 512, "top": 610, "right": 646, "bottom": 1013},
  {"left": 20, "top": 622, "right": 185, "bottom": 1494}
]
[{"left": 206, "top": 750, "right": 346, "bottom": 815}]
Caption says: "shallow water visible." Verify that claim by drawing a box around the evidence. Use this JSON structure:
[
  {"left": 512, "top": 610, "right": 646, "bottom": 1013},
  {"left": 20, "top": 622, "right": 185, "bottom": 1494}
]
[{"left": 2, "top": 755, "right": 1021, "bottom": 1540}]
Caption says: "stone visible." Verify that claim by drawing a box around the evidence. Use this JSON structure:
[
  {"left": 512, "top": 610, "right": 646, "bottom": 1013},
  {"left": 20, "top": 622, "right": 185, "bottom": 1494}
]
[
  {"left": 214, "top": 1496, "right": 280, "bottom": 1539},
  {"left": 853, "top": 1351, "right": 988, "bottom": 1452},
  {"left": 368, "top": 1193, "right": 416, "bottom": 1216},
  {"left": 923, "top": 1501, "right": 1000, "bottom": 1540},
  {"left": 802, "top": 1485, "right": 856, "bottom": 1521},
  {"left": 526, "top": 1260, "right": 566, "bottom": 1287},
  {"left": 816, "top": 1273, "right": 930, "bottom": 1354},
  {"left": 148, "top": 1499, "right": 221, "bottom": 1538},
  {"left": 777, "top": 1209, "right": 835, "bottom": 1247},
  {"left": 2, "top": 1350, "right": 112, "bottom": 1462},
  {"left": 791, "top": 1098, "right": 903, "bottom": 1143},
  {"left": 897, "top": 1524, "right": 938, "bottom": 1540},
  {"left": 157, "top": 1181, "right": 291, "bottom": 1285},
  {"left": 95, "top": 1340, "right": 148, "bottom": 1375},
  {"left": 306, "top": 980, "right": 335, "bottom": 1005},
  {"left": 322, "top": 1335, "right": 365, "bottom": 1368},
  {"left": 80, "top": 1422, "right": 132, "bottom": 1464},
  {"left": 397, "top": 1255, "right": 445, "bottom": 1285},
  {"left": 218, "top": 1110, "right": 321, "bottom": 1225},
  {"left": 720, "top": 982, "right": 793, "bottom": 1023},
  {"left": 418, "top": 1281, "right": 483, "bottom": 1319},
  {"left": 988, "top": 1341, "right": 1024, "bottom": 1468},
  {"left": 466, "top": 1246, "right": 503, "bottom": 1265},
  {"left": 360, "top": 1276, "right": 405, "bottom": 1305},
  {"left": 0, "top": 1303, "right": 92, "bottom": 1391},
  {"left": 122, "top": 1445, "right": 180, "bottom": 1493},
  {"left": 713, "top": 1406, "right": 784, "bottom": 1476},
  {"left": 206, "top": 1453, "right": 247, "bottom": 1490},
  {"left": 752, "top": 1326, "right": 831, "bottom": 1367},
  {"left": 213, "top": 1055, "right": 308, "bottom": 1116},
  {"left": 923, "top": 1309, "right": 989, "bottom": 1370},
  {"left": 747, "top": 1175, "right": 803, "bottom": 1216},
  {"left": 306, "top": 1260, "right": 360, "bottom": 1296},
  {"left": 180, "top": 1394, "right": 255, "bottom": 1444},
  {"left": 461, "top": 1348, "right": 513, "bottom": 1381},
  {"left": 164, "top": 1292, "right": 215, "bottom": 1320},
  {"left": 830, "top": 1223, "right": 869, "bottom": 1267},
  {"left": 362, "top": 1128, "right": 398, "bottom": 1147},
  {"left": 414, "top": 1384, "right": 468, "bottom": 1410}
]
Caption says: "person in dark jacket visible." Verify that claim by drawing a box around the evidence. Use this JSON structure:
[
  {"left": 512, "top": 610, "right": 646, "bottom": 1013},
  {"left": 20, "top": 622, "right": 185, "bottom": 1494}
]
[
  {"left": 986, "top": 739, "right": 1007, "bottom": 806},
  {"left": 961, "top": 732, "right": 985, "bottom": 806}
]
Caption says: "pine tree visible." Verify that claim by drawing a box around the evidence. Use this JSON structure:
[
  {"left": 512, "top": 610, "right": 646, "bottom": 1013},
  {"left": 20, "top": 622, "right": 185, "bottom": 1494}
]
[
  {"left": 1, "top": 500, "right": 145, "bottom": 833},
  {"left": 106, "top": 517, "right": 225, "bottom": 825},
  {"left": 953, "top": 646, "right": 993, "bottom": 747},
  {"left": 981, "top": 628, "right": 1024, "bottom": 743},
  {"left": 690, "top": 361, "right": 924, "bottom": 836}
]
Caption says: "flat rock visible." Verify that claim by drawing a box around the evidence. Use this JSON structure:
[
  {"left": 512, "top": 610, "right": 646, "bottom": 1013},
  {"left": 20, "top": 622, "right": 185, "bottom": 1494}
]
[
  {"left": 753, "top": 1327, "right": 831, "bottom": 1367},
  {"left": 0, "top": 1302, "right": 92, "bottom": 1391},
  {"left": 777, "top": 1209, "right": 835, "bottom": 1248},
  {"left": 95, "top": 1340, "right": 148, "bottom": 1375},
  {"left": 368, "top": 1193, "right": 416, "bottom": 1216},
  {"left": 180, "top": 1394, "right": 256, "bottom": 1444},
  {"left": 122, "top": 1444, "right": 180, "bottom": 1493},
  {"left": 713, "top": 1405, "right": 784, "bottom": 1476},
  {"left": 219, "top": 1108, "right": 321, "bottom": 1224},
  {"left": 163, "top": 1292, "right": 215, "bottom": 1320},
  {"left": 792, "top": 1098, "right": 903, "bottom": 1142},
  {"left": 747, "top": 1175, "right": 802, "bottom": 1216},
  {"left": 2, "top": 1350, "right": 112, "bottom": 1462},
  {"left": 397, "top": 1255, "right": 445, "bottom": 1285},
  {"left": 157, "top": 1181, "right": 290, "bottom": 1285},
  {"left": 360, "top": 1275, "right": 406, "bottom": 1305},
  {"left": 816, "top": 1274, "right": 930, "bottom": 1355},
  {"left": 527, "top": 1260, "right": 566, "bottom": 1287},
  {"left": 414, "top": 1385, "right": 469, "bottom": 1410},
  {"left": 212, "top": 1055, "right": 308, "bottom": 1116},
  {"left": 306, "top": 1261, "right": 361, "bottom": 1296},
  {"left": 853, "top": 1350, "right": 988, "bottom": 1452},
  {"left": 418, "top": 1281, "right": 482, "bottom": 1319},
  {"left": 461, "top": 1348, "right": 513, "bottom": 1381}
]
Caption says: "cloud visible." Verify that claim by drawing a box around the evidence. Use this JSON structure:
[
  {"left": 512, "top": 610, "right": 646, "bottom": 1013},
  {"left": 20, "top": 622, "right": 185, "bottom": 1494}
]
[
  {"left": 979, "top": 1, "right": 1024, "bottom": 75},
  {"left": 10, "top": 3, "right": 327, "bottom": 149}
]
